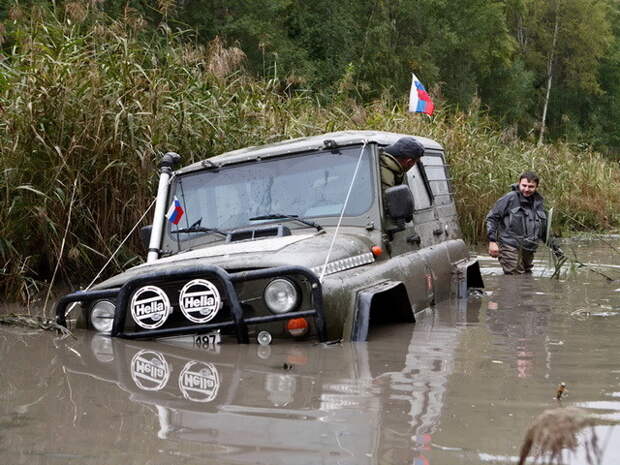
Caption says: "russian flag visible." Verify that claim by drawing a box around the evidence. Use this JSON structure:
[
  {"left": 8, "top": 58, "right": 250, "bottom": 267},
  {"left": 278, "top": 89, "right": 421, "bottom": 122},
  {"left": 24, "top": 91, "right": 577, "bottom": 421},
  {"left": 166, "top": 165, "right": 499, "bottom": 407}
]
[
  {"left": 166, "top": 196, "right": 184, "bottom": 225},
  {"left": 408, "top": 73, "right": 435, "bottom": 115}
]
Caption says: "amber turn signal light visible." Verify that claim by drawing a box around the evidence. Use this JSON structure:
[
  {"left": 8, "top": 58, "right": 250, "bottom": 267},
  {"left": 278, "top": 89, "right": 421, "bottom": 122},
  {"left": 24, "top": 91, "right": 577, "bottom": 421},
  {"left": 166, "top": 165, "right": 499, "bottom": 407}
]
[{"left": 286, "top": 318, "right": 309, "bottom": 337}]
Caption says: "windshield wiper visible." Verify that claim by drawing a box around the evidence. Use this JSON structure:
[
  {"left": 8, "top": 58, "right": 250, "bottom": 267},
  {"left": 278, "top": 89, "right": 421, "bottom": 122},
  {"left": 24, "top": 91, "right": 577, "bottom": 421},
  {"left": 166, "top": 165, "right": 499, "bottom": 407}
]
[
  {"left": 171, "top": 226, "right": 228, "bottom": 236},
  {"left": 249, "top": 213, "right": 323, "bottom": 231},
  {"left": 170, "top": 218, "right": 228, "bottom": 237}
]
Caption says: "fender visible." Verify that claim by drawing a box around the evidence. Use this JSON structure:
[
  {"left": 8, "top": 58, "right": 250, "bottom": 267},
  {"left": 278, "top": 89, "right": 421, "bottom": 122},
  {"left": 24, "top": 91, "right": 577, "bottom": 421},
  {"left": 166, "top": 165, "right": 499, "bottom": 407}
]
[
  {"left": 454, "top": 258, "right": 484, "bottom": 298},
  {"left": 352, "top": 280, "right": 414, "bottom": 342}
]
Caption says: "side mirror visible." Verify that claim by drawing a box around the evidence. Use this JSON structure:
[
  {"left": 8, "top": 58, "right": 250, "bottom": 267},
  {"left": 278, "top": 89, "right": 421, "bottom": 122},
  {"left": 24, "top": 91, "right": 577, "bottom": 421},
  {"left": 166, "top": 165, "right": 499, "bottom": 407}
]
[
  {"left": 385, "top": 185, "right": 414, "bottom": 228},
  {"left": 139, "top": 225, "right": 152, "bottom": 250}
]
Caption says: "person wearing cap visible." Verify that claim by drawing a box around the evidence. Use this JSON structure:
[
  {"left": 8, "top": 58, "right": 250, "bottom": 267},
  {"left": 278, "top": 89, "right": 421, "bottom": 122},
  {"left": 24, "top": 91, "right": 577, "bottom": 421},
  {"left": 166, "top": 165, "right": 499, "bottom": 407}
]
[{"left": 379, "top": 137, "right": 425, "bottom": 191}]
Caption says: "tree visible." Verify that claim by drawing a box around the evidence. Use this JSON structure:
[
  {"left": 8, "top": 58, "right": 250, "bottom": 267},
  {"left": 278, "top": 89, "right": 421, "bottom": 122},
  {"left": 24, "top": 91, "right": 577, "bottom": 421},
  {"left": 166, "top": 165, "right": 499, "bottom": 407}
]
[{"left": 508, "top": 0, "right": 613, "bottom": 141}]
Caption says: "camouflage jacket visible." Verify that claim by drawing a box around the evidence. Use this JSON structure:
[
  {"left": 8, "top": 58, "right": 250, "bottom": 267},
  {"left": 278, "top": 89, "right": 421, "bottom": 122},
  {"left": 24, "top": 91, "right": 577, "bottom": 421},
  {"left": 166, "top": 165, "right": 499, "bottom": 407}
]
[{"left": 379, "top": 152, "right": 404, "bottom": 191}]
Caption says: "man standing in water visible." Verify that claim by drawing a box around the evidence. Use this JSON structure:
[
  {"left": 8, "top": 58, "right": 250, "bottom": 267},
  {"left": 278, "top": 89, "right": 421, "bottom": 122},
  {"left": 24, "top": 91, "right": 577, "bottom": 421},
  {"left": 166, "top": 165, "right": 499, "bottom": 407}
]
[{"left": 486, "top": 171, "right": 547, "bottom": 274}]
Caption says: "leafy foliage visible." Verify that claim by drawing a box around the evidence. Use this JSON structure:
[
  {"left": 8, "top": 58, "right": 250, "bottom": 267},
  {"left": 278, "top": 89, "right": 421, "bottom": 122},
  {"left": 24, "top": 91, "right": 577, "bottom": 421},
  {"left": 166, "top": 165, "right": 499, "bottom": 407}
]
[
  {"left": 0, "top": 2, "right": 619, "bottom": 302},
  {"left": 157, "top": 0, "right": 619, "bottom": 150}
]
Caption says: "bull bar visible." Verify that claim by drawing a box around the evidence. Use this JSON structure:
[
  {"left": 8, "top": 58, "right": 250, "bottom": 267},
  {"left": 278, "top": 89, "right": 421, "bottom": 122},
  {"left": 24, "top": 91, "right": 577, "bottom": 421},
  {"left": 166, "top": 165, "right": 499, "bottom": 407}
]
[{"left": 55, "top": 264, "right": 327, "bottom": 343}]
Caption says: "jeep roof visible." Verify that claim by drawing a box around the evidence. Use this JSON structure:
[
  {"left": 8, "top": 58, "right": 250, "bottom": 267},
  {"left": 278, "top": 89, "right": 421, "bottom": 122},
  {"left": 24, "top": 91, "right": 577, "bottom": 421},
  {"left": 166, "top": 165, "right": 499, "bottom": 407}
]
[{"left": 177, "top": 130, "right": 444, "bottom": 174}]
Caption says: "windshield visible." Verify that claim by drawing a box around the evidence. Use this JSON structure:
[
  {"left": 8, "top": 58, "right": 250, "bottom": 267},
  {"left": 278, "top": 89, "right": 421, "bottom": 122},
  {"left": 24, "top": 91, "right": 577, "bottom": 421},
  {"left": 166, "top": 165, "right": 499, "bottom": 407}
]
[{"left": 166, "top": 145, "right": 374, "bottom": 240}]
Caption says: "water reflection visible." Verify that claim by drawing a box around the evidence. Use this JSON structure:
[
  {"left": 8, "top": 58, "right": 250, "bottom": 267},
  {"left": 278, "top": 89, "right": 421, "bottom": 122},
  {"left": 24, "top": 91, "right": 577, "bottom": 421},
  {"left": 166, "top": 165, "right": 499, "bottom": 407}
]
[
  {"left": 486, "top": 276, "right": 551, "bottom": 379},
  {"left": 51, "top": 301, "right": 480, "bottom": 465},
  {"left": 370, "top": 300, "right": 482, "bottom": 464}
]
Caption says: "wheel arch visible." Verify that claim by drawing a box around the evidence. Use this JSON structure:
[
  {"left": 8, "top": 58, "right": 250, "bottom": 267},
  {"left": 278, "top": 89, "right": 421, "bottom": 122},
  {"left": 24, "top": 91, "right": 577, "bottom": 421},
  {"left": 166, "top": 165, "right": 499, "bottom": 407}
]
[{"left": 351, "top": 280, "right": 415, "bottom": 342}]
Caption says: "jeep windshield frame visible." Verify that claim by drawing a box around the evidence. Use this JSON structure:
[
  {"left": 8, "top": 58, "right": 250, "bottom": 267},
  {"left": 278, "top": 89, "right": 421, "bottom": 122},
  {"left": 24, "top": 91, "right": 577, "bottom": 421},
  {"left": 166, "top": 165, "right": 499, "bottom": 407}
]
[{"left": 162, "top": 144, "right": 376, "bottom": 250}]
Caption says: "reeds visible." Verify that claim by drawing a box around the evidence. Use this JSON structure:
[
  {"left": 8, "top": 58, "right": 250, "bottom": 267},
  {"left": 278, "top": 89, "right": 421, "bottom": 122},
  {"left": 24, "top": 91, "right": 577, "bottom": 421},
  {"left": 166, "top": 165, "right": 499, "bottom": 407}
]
[
  {"left": 517, "top": 407, "right": 602, "bottom": 465},
  {"left": 1, "top": 3, "right": 619, "bottom": 303},
  {"left": 0, "top": 4, "right": 328, "bottom": 301}
]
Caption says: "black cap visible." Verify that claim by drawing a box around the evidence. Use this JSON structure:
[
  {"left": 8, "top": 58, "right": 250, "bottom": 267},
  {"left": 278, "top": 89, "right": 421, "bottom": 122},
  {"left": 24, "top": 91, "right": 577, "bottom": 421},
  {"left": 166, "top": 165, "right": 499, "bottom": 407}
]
[{"left": 383, "top": 137, "right": 425, "bottom": 159}]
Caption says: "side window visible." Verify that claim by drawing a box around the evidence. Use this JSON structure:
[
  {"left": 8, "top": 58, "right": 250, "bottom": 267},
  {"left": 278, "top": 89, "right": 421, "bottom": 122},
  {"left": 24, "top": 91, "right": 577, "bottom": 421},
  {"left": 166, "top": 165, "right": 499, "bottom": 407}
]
[
  {"left": 405, "top": 164, "right": 432, "bottom": 210},
  {"left": 421, "top": 153, "right": 452, "bottom": 205}
]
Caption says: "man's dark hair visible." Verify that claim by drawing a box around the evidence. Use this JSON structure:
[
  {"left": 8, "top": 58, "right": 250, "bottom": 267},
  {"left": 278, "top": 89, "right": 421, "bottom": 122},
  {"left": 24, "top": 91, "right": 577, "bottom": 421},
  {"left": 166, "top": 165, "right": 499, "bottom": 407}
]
[{"left": 519, "top": 171, "right": 539, "bottom": 185}]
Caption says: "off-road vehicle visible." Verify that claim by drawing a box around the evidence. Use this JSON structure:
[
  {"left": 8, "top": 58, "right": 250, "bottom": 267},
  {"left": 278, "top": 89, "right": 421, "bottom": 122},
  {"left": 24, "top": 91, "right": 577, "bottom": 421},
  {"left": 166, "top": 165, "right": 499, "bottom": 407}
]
[{"left": 56, "top": 131, "right": 482, "bottom": 344}]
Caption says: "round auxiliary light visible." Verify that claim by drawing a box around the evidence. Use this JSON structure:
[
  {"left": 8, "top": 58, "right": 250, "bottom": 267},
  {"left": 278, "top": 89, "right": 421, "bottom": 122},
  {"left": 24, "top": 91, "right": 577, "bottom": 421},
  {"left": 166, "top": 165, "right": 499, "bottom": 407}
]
[
  {"left": 263, "top": 279, "right": 299, "bottom": 314},
  {"left": 257, "top": 330, "right": 273, "bottom": 346},
  {"left": 90, "top": 300, "right": 115, "bottom": 334}
]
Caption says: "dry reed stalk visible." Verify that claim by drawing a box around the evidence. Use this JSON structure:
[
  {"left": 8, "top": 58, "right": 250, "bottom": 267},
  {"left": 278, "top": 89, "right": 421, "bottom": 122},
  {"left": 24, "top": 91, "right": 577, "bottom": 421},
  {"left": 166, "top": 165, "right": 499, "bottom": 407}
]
[
  {"left": 207, "top": 36, "right": 247, "bottom": 80},
  {"left": 42, "top": 178, "right": 78, "bottom": 318},
  {"left": 518, "top": 407, "right": 601, "bottom": 465}
]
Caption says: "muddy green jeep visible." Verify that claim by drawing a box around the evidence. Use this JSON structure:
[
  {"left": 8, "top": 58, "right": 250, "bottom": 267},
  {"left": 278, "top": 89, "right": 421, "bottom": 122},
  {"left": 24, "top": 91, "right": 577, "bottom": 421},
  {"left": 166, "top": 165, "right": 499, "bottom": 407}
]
[{"left": 56, "top": 131, "right": 482, "bottom": 344}]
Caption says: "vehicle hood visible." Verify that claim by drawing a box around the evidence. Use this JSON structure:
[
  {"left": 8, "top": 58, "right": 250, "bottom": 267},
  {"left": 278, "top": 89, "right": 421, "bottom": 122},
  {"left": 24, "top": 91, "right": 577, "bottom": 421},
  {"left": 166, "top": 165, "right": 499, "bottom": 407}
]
[{"left": 93, "top": 231, "right": 374, "bottom": 289}]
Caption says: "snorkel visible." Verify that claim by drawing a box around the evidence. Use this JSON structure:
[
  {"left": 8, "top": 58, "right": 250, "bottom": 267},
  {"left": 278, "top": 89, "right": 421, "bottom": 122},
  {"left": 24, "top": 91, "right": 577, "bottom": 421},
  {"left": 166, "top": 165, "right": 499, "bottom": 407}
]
[{"left": 147, "top": 152, "right": 181, "bottom": 263}]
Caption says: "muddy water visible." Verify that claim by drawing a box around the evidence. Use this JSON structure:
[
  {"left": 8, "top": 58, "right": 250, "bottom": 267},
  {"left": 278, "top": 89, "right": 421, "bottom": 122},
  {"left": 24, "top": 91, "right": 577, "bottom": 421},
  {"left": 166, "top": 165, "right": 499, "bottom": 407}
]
[{"left": 1, "top": 238, "right": 619, "bottom": 465}]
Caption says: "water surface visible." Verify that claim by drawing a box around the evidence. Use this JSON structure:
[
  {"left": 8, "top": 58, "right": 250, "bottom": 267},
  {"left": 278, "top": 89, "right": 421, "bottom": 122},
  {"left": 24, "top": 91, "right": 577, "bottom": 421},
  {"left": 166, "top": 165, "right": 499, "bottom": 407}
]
[{"left": 1, "top": 238, "right": 619, "bottom": 464}]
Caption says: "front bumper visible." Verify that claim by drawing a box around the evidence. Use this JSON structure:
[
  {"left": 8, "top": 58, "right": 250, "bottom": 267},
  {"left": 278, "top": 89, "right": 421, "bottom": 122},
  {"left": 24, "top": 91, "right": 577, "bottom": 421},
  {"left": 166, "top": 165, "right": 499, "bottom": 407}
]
[{"left": 55, "top": 264, "right": 327, "bottom": 343}]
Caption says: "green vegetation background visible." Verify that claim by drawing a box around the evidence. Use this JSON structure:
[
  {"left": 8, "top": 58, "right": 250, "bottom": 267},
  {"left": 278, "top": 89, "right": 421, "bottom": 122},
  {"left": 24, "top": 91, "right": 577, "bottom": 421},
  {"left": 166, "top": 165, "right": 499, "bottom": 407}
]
[{"left": 1, "top": 1, "right": 619, "bottom": 303}]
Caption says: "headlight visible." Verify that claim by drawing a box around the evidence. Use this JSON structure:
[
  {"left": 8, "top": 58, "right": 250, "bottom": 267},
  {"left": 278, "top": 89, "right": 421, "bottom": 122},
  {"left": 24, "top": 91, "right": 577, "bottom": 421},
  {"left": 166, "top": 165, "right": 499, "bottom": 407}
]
[
  {"left": 264, "top": 279, "right": 299, "bottom": 314},
  {"left": 90, "top": 300, "right": 115, "bottom": 334}
]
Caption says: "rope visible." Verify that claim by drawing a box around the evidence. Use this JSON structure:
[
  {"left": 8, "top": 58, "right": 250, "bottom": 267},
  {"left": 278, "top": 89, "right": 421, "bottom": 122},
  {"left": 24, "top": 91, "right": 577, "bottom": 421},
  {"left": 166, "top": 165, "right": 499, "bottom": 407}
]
[
  {"left": 319, "top": 141, "right": 368, "bottom": 283},
  {"left": 65, "top": 198, "right": 156, "bottom": 317}
]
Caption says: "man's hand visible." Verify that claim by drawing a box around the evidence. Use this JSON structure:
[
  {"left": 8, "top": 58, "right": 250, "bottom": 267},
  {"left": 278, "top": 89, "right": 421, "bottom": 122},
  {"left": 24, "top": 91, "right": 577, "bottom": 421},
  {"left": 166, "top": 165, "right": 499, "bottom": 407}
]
[{"left": 489, "top": 241, "right": 500, "bottom": 258}]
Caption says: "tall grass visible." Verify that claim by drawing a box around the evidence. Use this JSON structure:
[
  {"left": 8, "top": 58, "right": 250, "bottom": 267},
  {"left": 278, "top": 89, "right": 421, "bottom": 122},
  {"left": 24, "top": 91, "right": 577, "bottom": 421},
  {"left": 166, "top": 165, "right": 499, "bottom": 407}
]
[
  {"left": 1, "top": 3, "right": 619, "bottom": 303},
  {"left": 333, "top": 100, "right": 620, "bottom": 240}
]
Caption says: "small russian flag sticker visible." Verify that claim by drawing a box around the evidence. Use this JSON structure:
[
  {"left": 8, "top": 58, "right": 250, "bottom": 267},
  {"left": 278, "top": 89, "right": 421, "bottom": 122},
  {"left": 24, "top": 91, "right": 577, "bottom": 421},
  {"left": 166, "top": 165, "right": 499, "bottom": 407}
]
[{"left": 166, "top": 196, "right": 184, "bottom": 225}]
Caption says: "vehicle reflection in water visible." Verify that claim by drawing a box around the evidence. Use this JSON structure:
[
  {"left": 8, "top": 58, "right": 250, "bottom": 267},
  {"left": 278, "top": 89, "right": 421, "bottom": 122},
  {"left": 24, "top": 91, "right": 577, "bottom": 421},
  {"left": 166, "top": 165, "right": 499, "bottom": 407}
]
[{"left": 60, "top": 298, "right": 481, "bottom": 465}]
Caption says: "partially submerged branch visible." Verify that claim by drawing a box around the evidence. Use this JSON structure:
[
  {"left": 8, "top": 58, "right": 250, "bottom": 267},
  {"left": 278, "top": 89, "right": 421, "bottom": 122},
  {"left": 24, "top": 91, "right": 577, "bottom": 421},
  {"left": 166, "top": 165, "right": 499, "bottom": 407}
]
[{"left": 0, "top": 313, "right": 74, "bottom": 338}]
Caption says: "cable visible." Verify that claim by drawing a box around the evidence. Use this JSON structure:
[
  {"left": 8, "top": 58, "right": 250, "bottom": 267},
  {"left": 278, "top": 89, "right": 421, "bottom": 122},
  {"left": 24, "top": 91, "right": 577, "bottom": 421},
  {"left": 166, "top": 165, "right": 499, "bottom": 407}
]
[
  {"left": 65, "top": 198, "right": 156, "bottom": 317},
  {"left": 319, "top": 141, "right": 368, "bottom": 283}
]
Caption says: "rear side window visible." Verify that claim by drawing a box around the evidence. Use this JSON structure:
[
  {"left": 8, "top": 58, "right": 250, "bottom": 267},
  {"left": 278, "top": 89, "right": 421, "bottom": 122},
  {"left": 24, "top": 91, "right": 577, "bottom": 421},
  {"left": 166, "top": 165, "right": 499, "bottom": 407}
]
[
  {"left": 405, "top": 164, "right": 432, "bottom": 210},
  {"left": 421, "top": 153, "right": 452, "bottom": 205}
]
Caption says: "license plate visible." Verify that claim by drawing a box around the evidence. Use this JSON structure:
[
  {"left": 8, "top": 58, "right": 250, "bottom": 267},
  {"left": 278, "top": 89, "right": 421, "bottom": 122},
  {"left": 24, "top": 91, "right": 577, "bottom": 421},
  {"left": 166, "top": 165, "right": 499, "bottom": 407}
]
[
  {"left": 160, "top": 331, "right": 221, "bottom": 352},
  {"left": 193, "top": 332, "right": 221, "bottom": 348}
]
